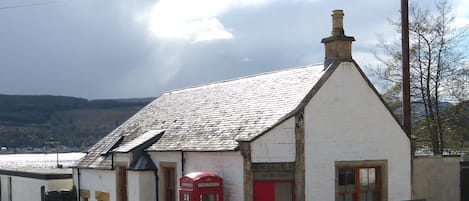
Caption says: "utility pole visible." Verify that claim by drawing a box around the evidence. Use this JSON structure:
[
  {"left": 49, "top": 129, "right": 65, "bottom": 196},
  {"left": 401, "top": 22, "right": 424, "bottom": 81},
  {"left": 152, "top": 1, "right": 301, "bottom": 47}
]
[
  {"left": 401, "top": 0, "right": 411, "bottom": 140},
  {"left": 401, "top": 1, "right": 413, "bottom": 199}
]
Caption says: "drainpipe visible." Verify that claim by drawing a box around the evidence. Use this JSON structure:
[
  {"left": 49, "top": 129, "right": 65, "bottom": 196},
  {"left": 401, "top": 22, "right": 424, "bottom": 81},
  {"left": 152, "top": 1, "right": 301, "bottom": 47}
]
[
  {"left": 111, "top": 153, "right": 115, "bottom": 169},
  {"left": 154, "top": 170, "right": 159, "bottom": 201},
  {"left": 77, "top": 168, "right": 81, "bottom": 201},
  {"left": 181, "top": 151, "right": 185, "bottom": 175}
]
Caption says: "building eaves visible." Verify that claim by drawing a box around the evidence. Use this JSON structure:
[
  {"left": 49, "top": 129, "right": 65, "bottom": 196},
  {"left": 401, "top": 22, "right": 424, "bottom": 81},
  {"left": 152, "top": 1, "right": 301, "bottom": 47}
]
[{"left": 0, "top": 168, "right": 72, "bottom": 180}]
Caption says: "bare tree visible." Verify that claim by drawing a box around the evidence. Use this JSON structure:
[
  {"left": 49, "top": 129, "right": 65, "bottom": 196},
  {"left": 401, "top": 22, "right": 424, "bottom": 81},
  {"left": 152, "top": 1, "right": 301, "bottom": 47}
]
[{"left": 373, "top": 0, "right": 469, "bottom": 155}]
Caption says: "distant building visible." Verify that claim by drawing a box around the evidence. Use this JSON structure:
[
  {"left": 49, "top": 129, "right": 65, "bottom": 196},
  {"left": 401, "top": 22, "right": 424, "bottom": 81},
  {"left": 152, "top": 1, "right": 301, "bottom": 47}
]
[
  {"left": 0, "top": 168, "right": 73, "bottom": 201},
  {"left": 74, "top": 10, "right": 411, "bottom": 201}
]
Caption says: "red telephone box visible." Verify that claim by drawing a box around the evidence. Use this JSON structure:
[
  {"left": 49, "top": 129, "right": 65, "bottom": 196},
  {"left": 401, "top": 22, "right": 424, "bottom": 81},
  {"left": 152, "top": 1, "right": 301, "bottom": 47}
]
[{"left": 179, "top": 171, "right": 224, "bottom": 201}]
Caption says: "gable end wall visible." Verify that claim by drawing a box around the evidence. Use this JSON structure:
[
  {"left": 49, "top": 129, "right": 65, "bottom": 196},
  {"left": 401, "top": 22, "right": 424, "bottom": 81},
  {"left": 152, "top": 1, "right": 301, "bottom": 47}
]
[
  {"left": 303, "top": 62, "right": 411, "bottom": 201},
  {"left": 251, "top": 117, "right": 296, "bottom": 163}
]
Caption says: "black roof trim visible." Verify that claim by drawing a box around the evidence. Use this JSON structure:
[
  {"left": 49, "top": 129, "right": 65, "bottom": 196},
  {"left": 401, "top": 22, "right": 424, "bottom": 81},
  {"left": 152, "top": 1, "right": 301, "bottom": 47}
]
[
  {"left": 101, "top": 135, "right": 123, "bottom": 156},
  {"left": 0, "top": 169, "right": 72, "bottom": 180}
]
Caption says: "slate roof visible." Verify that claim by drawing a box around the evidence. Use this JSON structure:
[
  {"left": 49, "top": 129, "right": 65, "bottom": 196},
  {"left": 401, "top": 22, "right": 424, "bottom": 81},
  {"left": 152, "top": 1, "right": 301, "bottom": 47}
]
[{"left": 76, "top": 63, "right": 326, "bottom": 169}]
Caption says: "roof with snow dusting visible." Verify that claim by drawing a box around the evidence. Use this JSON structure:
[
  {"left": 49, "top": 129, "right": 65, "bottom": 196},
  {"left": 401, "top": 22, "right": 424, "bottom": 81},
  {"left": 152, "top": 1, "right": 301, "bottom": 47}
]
[{"left": 77, "top": 63, "right": 328, "bottom": 169}]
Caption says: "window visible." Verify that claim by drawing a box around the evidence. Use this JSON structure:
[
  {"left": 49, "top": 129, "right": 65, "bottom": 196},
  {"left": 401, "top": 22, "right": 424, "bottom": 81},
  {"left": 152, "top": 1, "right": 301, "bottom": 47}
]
[
  {"left": 200, "top": 193, "right": 218, "bottom": 201},
  {"left": 337, "top": 167, "right": 379, "bottom": 201},
  {"left": 335, "top": 160, "right": 387, "bottom": 201},
  {"left": 182, "top": 193, "right": 191, "bottom": 201}
]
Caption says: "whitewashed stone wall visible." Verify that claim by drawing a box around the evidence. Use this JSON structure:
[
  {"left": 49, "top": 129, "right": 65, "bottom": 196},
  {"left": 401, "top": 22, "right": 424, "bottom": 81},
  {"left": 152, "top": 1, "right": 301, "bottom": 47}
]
[
  {"left": 114, "top": 153, "right": 131, "bottom": 166},
  {"left": 0, "top": 174, "right": 71, "bottom": 201},
  {"left": 0, "top": 176, "right": 8, "bottom": 201},
  {"left": 304, "top": 62, "right": 411, "bottom": 201},
  {"left": 78, "top": 169, "right": 116, "bottom": 201},
  {"left": 128, "top": 171, "right": 156, "bottom": 201},
  {"left": 149, "top": 151, "right": 243, "bottom": 201},
  {"left": 251, "top": 117, "right": 295, "bottom": 163},
  {"left": 185, "top": 152, "right": 244, "bottom": 201},
  {"left": 150, "top": 151, "right": 182, "bottom": 201},
  {"left": 12, "top": 177, "right": 46, "bottom": 201}
]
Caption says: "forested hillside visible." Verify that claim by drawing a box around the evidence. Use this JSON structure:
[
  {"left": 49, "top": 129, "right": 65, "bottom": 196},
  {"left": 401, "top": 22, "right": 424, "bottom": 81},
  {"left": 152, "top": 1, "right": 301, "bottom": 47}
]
[{"left": 0, "top": 94, "right": 153, "bottom": 152}]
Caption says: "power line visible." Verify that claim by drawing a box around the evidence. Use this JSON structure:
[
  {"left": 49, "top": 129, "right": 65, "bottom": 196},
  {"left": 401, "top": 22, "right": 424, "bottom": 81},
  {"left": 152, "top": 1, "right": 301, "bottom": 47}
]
[{"left": 0, "top": 1, "right": 62, "bottom": 10}]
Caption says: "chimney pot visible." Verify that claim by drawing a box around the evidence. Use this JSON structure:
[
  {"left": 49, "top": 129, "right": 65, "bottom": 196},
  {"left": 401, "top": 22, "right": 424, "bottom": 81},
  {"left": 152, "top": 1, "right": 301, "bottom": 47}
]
[
  {"left": 321, "top": 9, "right": 355, "bottom": 67},
  {"left": 331, "top": 10, "right": 345, "bottom": 36}
]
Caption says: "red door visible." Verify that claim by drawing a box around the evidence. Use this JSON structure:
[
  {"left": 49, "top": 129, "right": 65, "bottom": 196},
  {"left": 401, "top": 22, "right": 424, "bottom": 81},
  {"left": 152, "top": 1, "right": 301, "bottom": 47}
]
[
  {"left": 254, "top": 181, "right": 275, "bottom": 201},
  {"left": 254, "top": 181, "right": 294, "bottom": 201}
]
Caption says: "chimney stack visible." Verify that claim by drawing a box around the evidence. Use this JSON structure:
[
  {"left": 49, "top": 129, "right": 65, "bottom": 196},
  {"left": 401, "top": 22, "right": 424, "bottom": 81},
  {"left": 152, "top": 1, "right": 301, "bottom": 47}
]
[{"left": 321, "top": 10, "right": 355, "bottom": 67}]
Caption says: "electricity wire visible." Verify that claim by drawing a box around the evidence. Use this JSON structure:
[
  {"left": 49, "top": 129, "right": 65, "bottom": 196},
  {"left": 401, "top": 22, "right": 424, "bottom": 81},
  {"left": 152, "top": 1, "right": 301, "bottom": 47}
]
[{"left": 0, "top": 1, "right": 62, "bottom": 10}]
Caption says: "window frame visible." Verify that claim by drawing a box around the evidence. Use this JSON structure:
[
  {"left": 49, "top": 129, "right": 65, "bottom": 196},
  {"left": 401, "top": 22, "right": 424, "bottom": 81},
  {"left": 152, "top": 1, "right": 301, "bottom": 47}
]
[{"left": 335, "top": 160, "right": 387, "bottom": 201}]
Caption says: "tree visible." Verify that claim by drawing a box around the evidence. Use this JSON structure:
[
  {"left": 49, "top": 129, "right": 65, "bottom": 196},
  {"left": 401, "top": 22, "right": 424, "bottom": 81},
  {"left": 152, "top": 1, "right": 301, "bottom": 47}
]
[
  {"left": 373, "top": 0, "right": 469, "bottom": 155},
  {"left": 443, "top": 100, "right": 469, "bottom": 154}
]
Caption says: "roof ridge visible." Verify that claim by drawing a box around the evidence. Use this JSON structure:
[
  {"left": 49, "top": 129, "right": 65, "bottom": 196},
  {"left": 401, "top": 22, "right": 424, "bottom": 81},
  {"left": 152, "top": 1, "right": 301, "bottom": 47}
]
[{"left": 164, "top": 63, "right": 324, "bottom": 95}]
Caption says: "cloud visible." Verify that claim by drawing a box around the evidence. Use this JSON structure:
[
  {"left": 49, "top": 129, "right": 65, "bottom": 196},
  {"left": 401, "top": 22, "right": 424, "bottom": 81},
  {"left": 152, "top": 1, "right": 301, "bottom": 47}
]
[
  {"left": 4, "top": 0, "right": 467, "bottom": 99},
  {"left": 453, "top": 0, "right": 469, "bottom": 28},
  {"left": 192, "top": 18, "right": 234, "bottom": 42},
  {"left": 147, "top": 0, "right": 266, "bottom": 42}
]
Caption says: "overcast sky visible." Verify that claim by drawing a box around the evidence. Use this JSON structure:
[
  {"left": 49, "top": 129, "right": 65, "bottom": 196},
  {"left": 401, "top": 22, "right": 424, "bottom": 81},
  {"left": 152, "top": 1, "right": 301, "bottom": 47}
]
[{"left": 0, "top": 0, "right": 468, "bottom": 99}]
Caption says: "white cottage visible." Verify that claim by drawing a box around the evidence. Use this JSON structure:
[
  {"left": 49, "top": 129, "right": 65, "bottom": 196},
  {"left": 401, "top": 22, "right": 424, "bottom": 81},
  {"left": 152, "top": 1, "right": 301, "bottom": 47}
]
[
  {"left": 74, "top": 10, "right": 411, "bottom": 201},
  {"left": 0, "top": 168, "right": 73, "bottom": 201}
]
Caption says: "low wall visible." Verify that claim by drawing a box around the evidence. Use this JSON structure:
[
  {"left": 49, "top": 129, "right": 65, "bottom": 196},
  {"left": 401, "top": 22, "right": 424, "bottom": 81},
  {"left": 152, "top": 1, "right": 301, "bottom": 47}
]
[{"left": 412, "top": 156, "right": 460, "bottom": 201}]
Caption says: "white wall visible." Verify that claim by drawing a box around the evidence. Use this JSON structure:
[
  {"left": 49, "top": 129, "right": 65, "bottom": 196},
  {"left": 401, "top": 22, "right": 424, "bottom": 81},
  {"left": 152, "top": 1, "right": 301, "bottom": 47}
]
[
  {"left": 150, "top": 151, "right": 182, "bottom": 201},
  {"left": 185, "top": 152, "right": 244, "bottom": 201},
  {"left": 114, "top": 153, "right": 131, "bottom": 166},
  {"left": 11, "top": 176, "right": 46, "bottom": 201},
  {"left": 128, "top": 171, "right": 156, "bottom": 201},
  {"left": 78, "top": 168, "right": 116, "bottom": 201},
  {"left": 304, "top": 62, "right": 411, "bottom": 201},
  {"left": 1, "top": 176, "right": 8, "bottom": 201},
  {"left": 0, "top": 174, "right": 73, "bottom": 201},
  {"left": 251, "top": 117, "right": 295, "bottom": 163},
  {"left": 149, "top": 151, "right": 244, "bottom": 201}
]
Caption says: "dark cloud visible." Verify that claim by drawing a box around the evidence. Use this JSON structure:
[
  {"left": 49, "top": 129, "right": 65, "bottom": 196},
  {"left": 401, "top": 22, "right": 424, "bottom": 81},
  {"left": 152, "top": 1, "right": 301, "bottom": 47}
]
[
  {"left": 0, "top": 0, "right": 455, "bottom": 99},
  {"left": 0, "top": 0, "right": 154, "bottom": 98}
]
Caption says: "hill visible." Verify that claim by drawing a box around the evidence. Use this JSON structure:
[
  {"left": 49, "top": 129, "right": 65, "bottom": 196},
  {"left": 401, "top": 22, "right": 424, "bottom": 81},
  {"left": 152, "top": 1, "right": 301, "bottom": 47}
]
[{"left": 0, "top": 94, "right": 153, "bottom": 152}]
